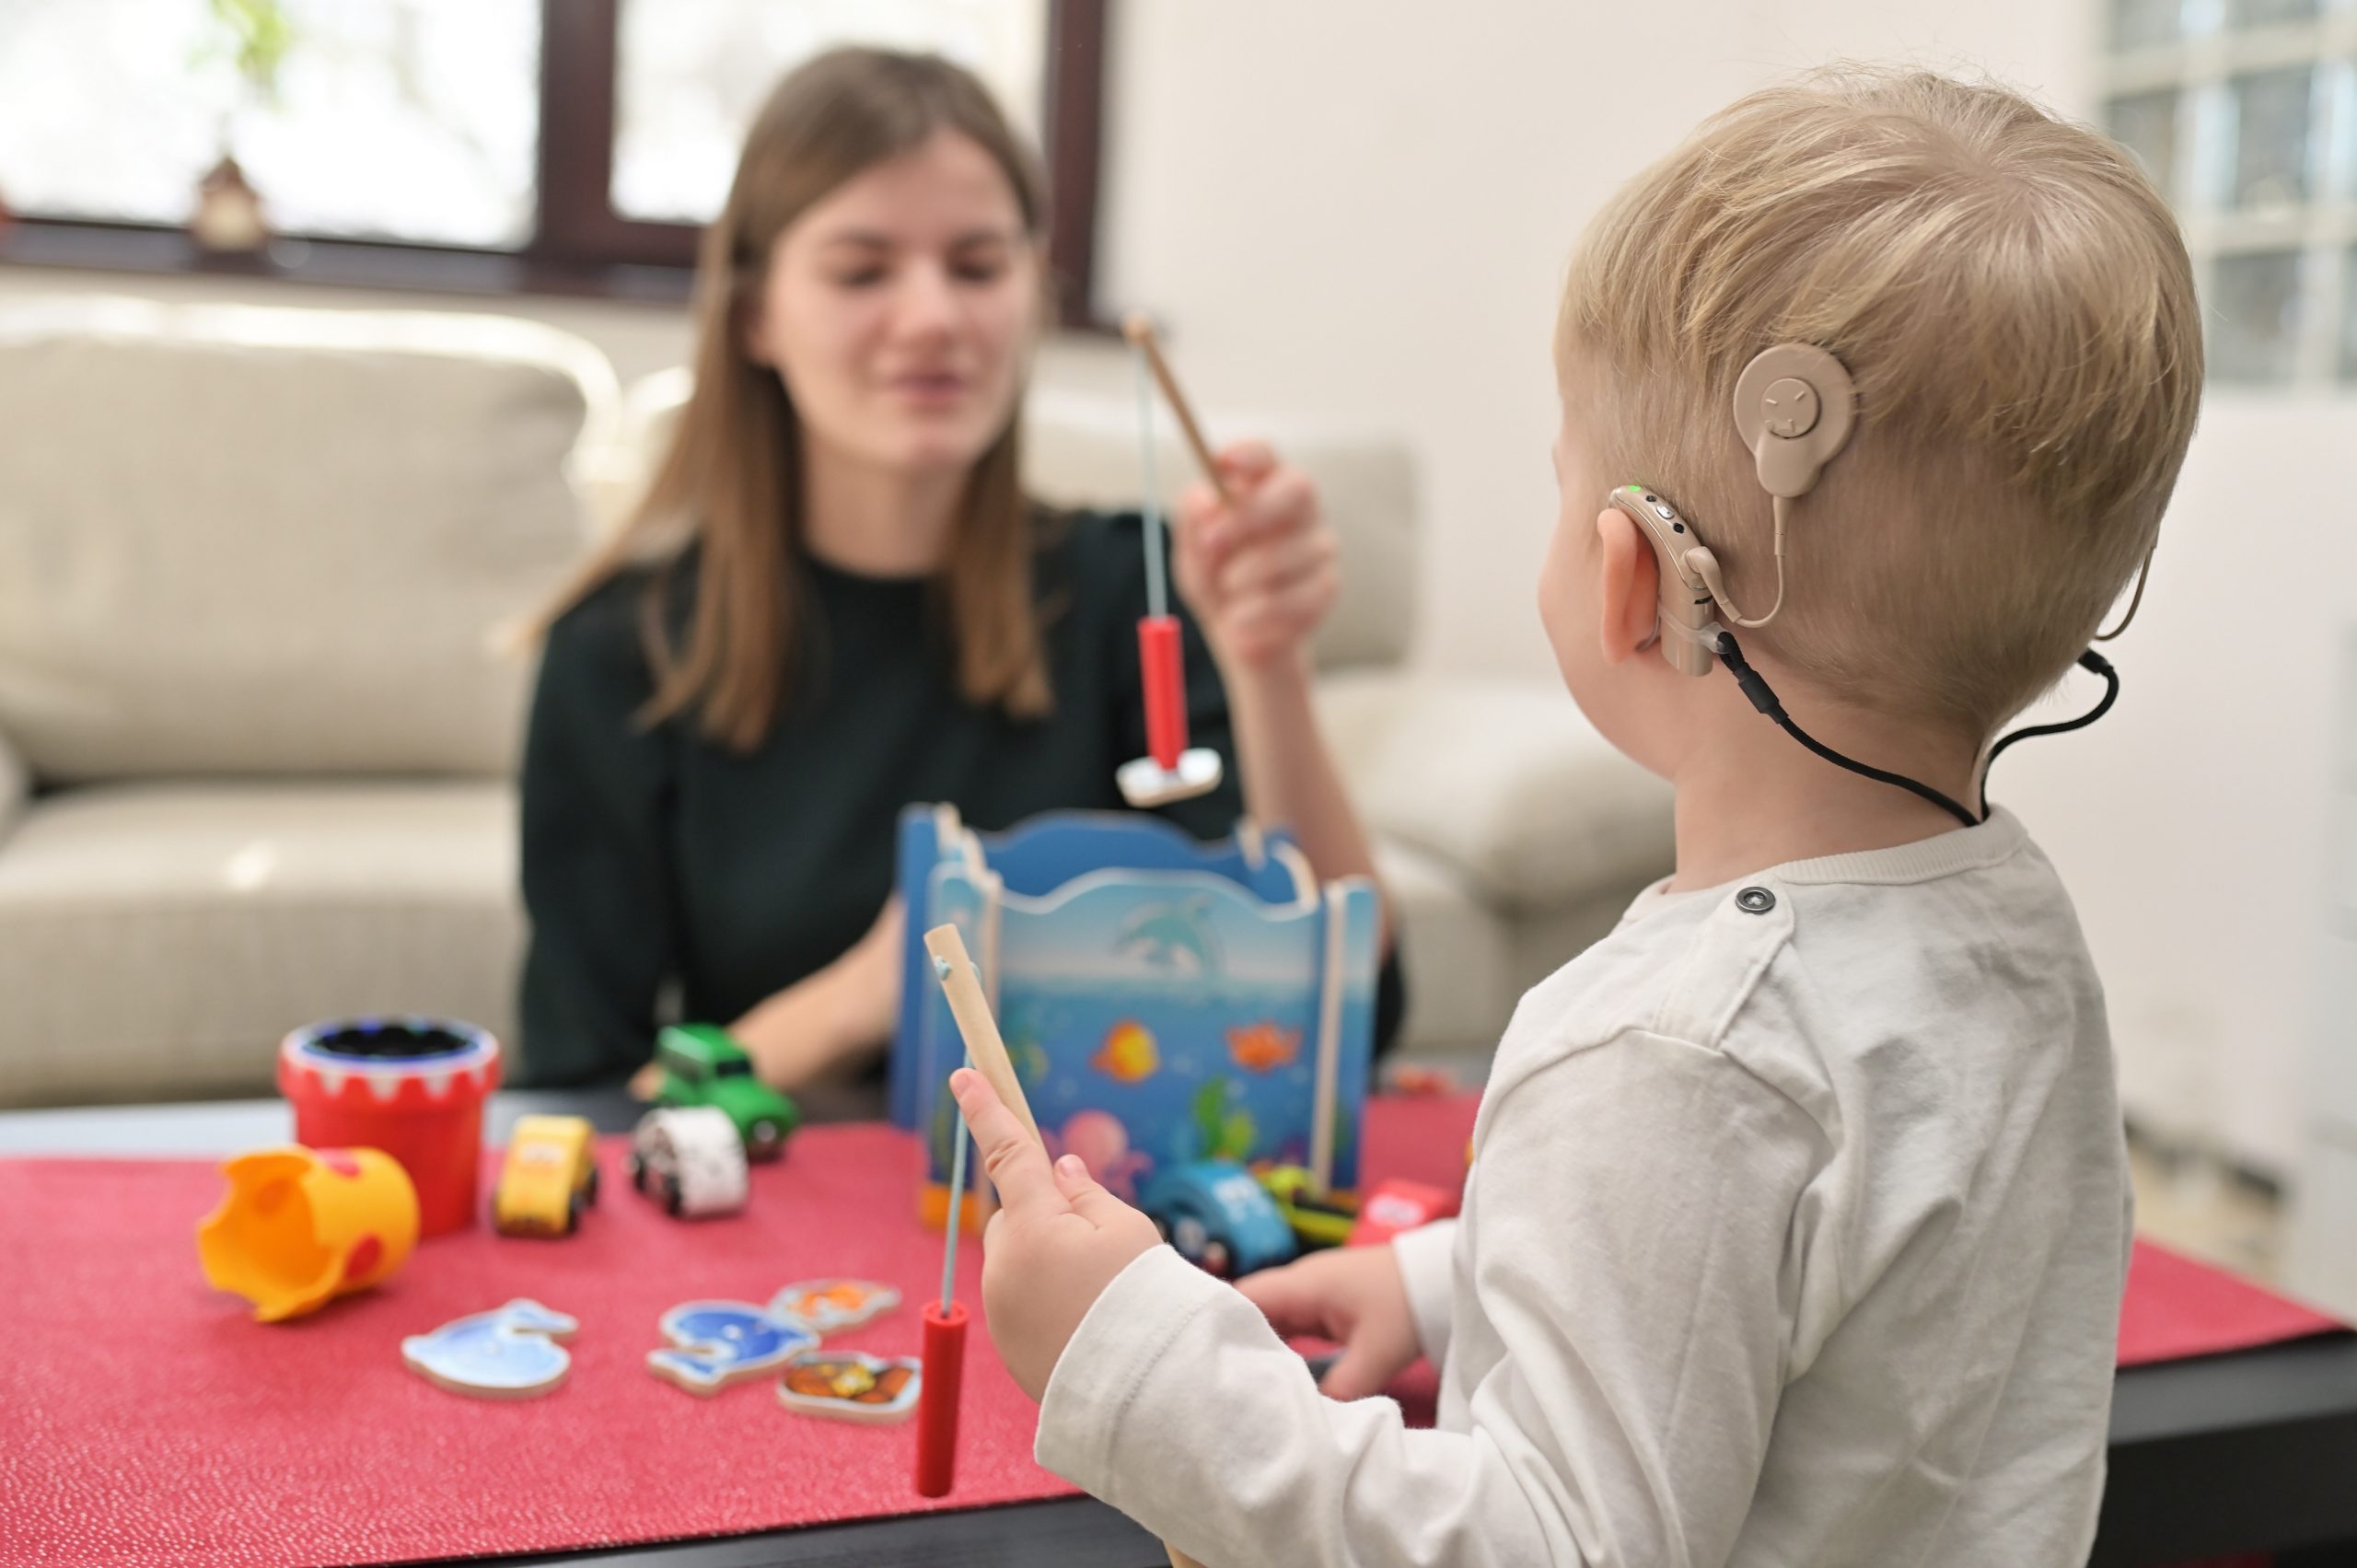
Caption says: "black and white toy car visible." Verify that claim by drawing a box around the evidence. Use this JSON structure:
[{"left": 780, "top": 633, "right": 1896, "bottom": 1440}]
[{"left": 628, "top": 1106, "right": 750, "bottom": 1218}]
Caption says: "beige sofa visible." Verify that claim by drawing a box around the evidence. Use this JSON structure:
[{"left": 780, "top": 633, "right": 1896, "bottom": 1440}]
[{"left": 0, "top": 296, "right": 1670, "bottom": 1107}]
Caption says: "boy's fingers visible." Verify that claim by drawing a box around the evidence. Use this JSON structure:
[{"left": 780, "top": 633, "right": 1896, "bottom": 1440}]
[
  {"left": 1050, "top": 1154, "right": 1094, "bottom": 1199},
  {"left": 1235, "top": 1260, "right": 1333, "bottom": 1339},
  {"left": 1318, "top": 1336, "right": 1402, "bottom": 1402},
  {"left": 1051, "top": 1153, "right": 1142, "bottom": 1231},
  {"left": 950, "top": 1067, "right": 1064, "bottom": 1221}
]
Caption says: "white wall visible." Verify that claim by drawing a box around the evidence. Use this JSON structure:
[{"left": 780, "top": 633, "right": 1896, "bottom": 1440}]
[
  {"left": 1999, "top": 402, "right": 2357, "bottom": 1169},
  {"left": 6, "top": 0, "right": 2347, "bottom": 1172}
]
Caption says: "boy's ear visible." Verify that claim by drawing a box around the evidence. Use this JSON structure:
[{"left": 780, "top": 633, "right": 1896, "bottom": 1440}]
[{"left": 1595, "top": 505, "right": 1660, "bottom": 666}]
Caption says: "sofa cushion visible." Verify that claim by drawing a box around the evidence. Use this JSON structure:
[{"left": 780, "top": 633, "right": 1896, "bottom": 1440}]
[
  {"left": 1371, "top": 836, "right": 1515, "bottom": 1056},
  {"left": 0, "top": 781, "right": 523, "bottom": 1106},
  {"left": 0, "top": 296, "right": 615, "bottom": 784},
  {"left": 0, "top": 722, "right": 24, "bottom": 843},
  {"left": 1316, "top": 672, "right": 1675, "bottom": 915}
]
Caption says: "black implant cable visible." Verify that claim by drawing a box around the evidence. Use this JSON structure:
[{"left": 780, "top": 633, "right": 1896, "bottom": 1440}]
[
  {"left": 1710, "top": 633, "right": 2119, "bottom": 830},
  {"left": 1975, "top": 650, "right": 2119, "bottom": 819}
]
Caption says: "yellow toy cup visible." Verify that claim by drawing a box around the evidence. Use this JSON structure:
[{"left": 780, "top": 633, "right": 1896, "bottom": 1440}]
[{"left": 196, "top": 1146, "right": 420, "bottom": 1322}]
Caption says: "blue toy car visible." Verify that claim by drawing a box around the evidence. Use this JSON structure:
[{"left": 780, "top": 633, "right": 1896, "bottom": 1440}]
[{"left": 1138, "top": 1160, "right": 1298, "bottom": 1278}]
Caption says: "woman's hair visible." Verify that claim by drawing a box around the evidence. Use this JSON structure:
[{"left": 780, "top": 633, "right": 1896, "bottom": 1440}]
[
  {"left": 1558, "top": 67, "right": 2201, "bottom": 738},
  {"left": 537, "top": 47, "right": 1051, "bottom": 752}
]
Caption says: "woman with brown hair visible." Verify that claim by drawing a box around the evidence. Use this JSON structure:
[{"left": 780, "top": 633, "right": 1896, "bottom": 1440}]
[{"left": 519, "top": 47, "right": 1398, "bottom": 1091}]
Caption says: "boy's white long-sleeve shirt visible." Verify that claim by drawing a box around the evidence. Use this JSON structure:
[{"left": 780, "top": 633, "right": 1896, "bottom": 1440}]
[{"left": 1035, "top": 807, "right": 2131, "bottom": 1566}]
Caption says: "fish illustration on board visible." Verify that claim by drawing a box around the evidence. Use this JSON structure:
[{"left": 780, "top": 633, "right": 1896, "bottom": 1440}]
[
  {"left": 1092, "top": 1019, "right": 1161, "bottom": 1083},
  {"left": 1226, "top": 1021, "right": 1301, "bottom": 1074}
]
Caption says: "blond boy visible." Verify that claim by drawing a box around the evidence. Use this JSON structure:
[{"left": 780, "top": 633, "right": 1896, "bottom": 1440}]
[{"left": 950, "top": 69, "right": 2203, "bottom": 1566}]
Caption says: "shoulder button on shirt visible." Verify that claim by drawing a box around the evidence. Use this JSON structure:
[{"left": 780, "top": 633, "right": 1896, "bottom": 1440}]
[{"left": 1736, "top": 887, "right": 1777, "bottom": 914}]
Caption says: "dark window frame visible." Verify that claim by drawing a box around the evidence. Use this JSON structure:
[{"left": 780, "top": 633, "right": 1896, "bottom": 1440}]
[{"left": 0, "top": 0, "right": 1109, "bottom": 325}]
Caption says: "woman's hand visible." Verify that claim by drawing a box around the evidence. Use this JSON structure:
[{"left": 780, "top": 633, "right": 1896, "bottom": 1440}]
[
  {"left": 730, "top": 973, "right": 869, "bottom": 1090},
  {"left": 1171, "top": 440, "right": 1339, "bottom": 676},
  {"left": 1167, "top": 439, "right": 1393, "bottom": 943}
]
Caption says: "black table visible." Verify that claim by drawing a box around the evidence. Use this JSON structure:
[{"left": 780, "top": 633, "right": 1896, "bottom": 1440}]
[{"left": 7, "top": 1090, "right": 2354, "bottom": 1568}]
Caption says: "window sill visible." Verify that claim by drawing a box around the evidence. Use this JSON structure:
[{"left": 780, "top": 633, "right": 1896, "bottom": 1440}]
[
  {"left": 0, "top": 219, "right": 1122, "bottom": 333},
  {"left": 0, "top": 220, "right": 696, "bottom": 307}
]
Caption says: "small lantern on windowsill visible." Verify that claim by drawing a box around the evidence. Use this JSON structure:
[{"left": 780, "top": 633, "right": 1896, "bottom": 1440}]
[
  {"left": 192, "top": 155, "right": 267, "bottom": 254},
  {"left": 191, "top": 0, "right": 292, "bottom": 255}
]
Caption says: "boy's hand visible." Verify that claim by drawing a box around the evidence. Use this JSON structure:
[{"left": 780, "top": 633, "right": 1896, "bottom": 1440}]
[
  {"left": 1172, "top": 440, "right": 1339, "bottom": 674},
  {"left": 952, "top": 1066, "right": 1164, "bottom": 1400},
  {"left": 1237, "top": 1245, "right": 1421, "bottom": 1401}
]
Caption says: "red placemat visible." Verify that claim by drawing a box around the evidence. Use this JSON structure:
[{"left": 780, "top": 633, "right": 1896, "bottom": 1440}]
[
  {"left": 0, "top": 1123, "right": 1061, "bottom": 1568},
  {"left": 2118, "top": 1236, "right": 2343, "bottom": 1366},
  {"left": 1, "top": 1094, "right": 2343, "bottom": 1567}
]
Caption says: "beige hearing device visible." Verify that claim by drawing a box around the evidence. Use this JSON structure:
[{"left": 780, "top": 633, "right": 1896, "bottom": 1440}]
[
  {"left": 1604, "top": 343, "right": 1857, "bottom": 676},
  {"left": 1604, "top": 485, "right": 1721, "bottom": 676}
]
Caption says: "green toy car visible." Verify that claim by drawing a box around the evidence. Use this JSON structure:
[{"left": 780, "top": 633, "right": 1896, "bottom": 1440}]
[{"left": 649, "top": 1024, "right": 800, "bottom": 1162}]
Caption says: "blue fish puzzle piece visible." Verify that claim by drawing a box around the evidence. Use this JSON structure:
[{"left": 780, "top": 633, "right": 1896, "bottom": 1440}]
[
  {"left": 645, "top": 1300, "right": 816, "bottom": 1395},
  {"left": 401, "top": 1298, "right": 580, "bottom": 1400}
]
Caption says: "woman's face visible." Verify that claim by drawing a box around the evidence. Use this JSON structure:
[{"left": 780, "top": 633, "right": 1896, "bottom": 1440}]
[{"left": 750, "top": 128, "right": 1041, "bottom": 479}]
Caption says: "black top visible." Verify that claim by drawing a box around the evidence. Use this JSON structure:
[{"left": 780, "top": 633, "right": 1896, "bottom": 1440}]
[{"left": 518, "top": 509, "right": 1403, "bottom": 1086}]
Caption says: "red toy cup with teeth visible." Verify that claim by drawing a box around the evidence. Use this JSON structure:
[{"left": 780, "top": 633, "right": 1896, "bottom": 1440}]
[{"left": 278, "top": 1016, "right": 502, "bottom": 1237}]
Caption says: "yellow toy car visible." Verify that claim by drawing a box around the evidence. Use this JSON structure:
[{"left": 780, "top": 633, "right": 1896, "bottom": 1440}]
[
  {"left": 493, "top": 1115, "right": 600, "bottom": 1237},
  {"left": 1256, "top": 1165, "right": 1359, "bottom": 1249}
]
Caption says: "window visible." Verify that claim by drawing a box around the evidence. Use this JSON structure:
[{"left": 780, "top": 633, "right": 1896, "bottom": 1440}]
[
  {"left": 0, "top": 0, "right": 1106, "bottom": 321},
  {"left": 2102, "top": 0, "right": 2357, "bottom": 387},
  {"left": 0, "top": 0, "right": 539, "bottom": 247},
  {"left": 2212, "top": 249, "right": 2309, "bottom": 378},
  {"left": 610, "top": 0, "right": 1047, "bottom": 224}
]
